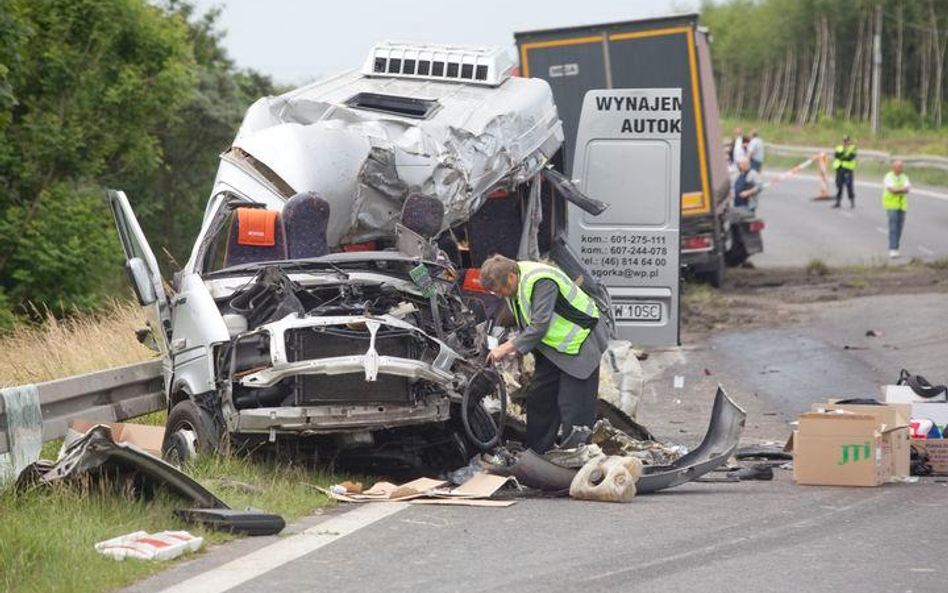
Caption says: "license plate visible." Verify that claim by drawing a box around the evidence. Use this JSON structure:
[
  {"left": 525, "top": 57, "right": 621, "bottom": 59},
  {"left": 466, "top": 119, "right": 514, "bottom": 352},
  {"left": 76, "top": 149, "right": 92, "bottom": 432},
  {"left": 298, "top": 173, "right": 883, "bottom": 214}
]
[{"left": 613, "top": 301, "right": 663, "bottom": 322}]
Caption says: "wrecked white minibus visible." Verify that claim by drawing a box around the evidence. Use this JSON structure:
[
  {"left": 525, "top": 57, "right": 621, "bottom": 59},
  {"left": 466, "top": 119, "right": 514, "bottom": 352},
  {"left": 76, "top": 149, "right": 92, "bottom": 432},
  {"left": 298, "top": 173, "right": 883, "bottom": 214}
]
[{"left": 109, "top": 42, "right": 714, "bottom": 476}]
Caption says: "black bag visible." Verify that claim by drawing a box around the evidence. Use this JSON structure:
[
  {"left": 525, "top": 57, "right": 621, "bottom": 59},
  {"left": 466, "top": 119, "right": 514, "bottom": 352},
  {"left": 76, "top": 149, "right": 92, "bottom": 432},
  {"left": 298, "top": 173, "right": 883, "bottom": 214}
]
[
  {"left": 910, "top": 444, "right": 932, "bottom": 477},
  {"left": 897, "top": 369, "right": 948, "bottom": 400}
]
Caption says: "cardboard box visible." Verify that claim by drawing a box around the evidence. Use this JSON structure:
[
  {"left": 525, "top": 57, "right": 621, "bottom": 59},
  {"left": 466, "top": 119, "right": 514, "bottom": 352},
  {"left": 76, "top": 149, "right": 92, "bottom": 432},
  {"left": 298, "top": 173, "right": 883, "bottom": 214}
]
[
  {"left": 793, "top": 411, "right": 890, "bottom": 487},
  {"left": 814, "top": 402, "right": 911, "bottom": 480},
  {"left": 66, "top": 419, "right": 165, "bottom": 458},
  {"left": 883, "top": 385, "right": 948, "bottom": 427},
  {"left": 912, "top": 439, "right": 948, "bottom": 475}
]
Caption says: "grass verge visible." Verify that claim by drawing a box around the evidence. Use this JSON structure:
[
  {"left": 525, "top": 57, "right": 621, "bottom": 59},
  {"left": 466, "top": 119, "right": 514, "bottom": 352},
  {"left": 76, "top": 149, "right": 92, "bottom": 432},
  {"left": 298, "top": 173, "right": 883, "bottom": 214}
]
[
  {"left": 0, "top": 300, "right": 155, "bottom": 387},
  {"left": 0, "top": 453, "right": 342, "bottom": 593},
  {"left": 722, "top": 117, "right": 948, "bottom": 157},
  {"left": 0, "top": 302, "right": 351, "bottom": 593}
]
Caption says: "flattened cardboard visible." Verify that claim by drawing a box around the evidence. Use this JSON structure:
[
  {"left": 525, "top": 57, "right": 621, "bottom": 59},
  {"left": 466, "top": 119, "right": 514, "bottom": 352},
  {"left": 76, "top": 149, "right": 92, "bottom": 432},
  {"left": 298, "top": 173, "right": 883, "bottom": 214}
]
[
  {"left": 68, "top": 419, "right": 164, "bottom": 459},
  {"left": 409, "top": 499, "right": 517, "bottom": 507},
  {"left": 912, "top": 439, "right": 948, "bottom": 475},
  {"left": 321, "top": 475, "right": 514, "bottom": 505}
]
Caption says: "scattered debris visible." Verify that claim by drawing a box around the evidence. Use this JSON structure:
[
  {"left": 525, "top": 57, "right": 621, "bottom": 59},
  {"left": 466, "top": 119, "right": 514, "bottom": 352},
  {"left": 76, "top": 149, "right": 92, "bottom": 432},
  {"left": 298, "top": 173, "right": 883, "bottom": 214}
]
[
  {"left": 95, "top": 531, "right": 203, "bottom": 561},
  {"left": 17, "top": 423, "right": 286, "bottom": 535},
  {"left": 590, "top": 418, "right": 685, "bottom": 466},
  {"left": 727, "top": 464, "right": 774, "bottom": 481},
  {"left": 17, "top": 425, "right": 227, "bottom": 509},
  {"left": 172, "top": 509, "right": 286, "bottom": 536},
  {"left": 865, "top": 329, "right": 883, "bottom": 337}
]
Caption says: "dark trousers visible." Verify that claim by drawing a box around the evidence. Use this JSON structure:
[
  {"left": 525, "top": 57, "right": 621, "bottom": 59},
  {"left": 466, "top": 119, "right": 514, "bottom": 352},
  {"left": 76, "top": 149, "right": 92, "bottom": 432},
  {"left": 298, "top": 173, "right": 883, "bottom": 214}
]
[
  {"left": 835, "top": 169, "right": 855, "bottom": 205},
  {"left": 525, "top": 353, "right": 599, "bottom": 453}
]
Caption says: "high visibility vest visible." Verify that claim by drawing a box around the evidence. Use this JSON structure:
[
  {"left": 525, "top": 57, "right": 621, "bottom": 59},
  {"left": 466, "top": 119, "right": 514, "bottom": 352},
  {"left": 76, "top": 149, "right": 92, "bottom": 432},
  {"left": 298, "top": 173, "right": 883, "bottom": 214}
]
[
  {"left": 512, "top": 261, "right": 599, "bottom": 355},
  {"left": 833, "top": 144, "right": 858, "bottom": 170},
  {"left": 883, "top": 172, "right": 909, "bottom": 211}
]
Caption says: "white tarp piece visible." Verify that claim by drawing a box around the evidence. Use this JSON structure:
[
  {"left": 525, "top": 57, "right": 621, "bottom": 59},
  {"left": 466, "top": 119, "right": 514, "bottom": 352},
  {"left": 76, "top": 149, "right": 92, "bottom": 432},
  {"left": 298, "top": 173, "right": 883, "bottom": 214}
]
[{"left": 223, "top": 60, "right": 563, "bottom": 247}]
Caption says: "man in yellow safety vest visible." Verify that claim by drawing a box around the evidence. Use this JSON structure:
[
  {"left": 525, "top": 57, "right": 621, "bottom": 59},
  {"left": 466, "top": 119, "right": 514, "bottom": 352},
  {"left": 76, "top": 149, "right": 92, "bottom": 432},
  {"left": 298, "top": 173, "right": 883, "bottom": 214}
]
[
  {"left": 833, "top": 135, "right": 858, "bottom": 209},
  {"left": 480, "top": 254, "right": 608, "bottom": 453},
  {"left": 883, "top": 160, "right": 911, "bottom": 258}
]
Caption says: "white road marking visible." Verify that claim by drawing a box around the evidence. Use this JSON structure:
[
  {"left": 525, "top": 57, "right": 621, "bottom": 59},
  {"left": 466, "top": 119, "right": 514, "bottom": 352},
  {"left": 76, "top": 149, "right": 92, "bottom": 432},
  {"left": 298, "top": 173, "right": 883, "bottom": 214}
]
[
  {"left": 875, "top": 227, "right": 888, "bottom": 235},
  {"left": 918, "top": 245, "right": 935, "bottom": 255},
  {"left": 157, "top": 502, "right": 408, "bottom": 593}
]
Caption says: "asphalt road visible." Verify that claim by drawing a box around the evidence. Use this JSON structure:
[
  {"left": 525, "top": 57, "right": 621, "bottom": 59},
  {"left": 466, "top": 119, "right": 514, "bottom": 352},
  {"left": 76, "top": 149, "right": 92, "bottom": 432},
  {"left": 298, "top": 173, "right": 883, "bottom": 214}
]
[
  {"left": 752, "top": 174, "right": 948, "bottom": 267},
  {"left": 123, "top": 291, "right": 948, "bottom": 593}
]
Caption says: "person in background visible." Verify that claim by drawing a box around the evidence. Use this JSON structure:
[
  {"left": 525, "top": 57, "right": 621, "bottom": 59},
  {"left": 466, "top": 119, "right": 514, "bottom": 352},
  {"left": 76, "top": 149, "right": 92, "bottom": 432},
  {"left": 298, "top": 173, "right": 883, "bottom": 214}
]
[
  {"left": 731, "top": 127, "right": 746, "bottom": 164},
  {"left": 882, "top": 159, "right": 911, "bottom": 258},
  {"left": 748, "top": 129, "right": 765, "bottom": 171},
  {"left": 734, "top": 157, "right": 762, "bottom": 210},
  {"left": 479, "top": 254, "right": 608, "bottom": 453},
  {"left": 833, "top": 135, "right": 858, "bottom": 209}
]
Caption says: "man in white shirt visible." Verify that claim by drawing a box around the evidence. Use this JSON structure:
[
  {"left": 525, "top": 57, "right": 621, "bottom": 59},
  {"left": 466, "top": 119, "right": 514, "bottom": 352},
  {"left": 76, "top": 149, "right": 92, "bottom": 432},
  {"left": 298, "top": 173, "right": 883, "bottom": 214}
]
[
  {"left": 882, "top": 160, "right": 911, "bottom": 258},
  {"left": 731, "top": 127, "right": 746, "bottom": 163},
  {"left": 748, "top": 129, "right": 764, "bottom": 171}
]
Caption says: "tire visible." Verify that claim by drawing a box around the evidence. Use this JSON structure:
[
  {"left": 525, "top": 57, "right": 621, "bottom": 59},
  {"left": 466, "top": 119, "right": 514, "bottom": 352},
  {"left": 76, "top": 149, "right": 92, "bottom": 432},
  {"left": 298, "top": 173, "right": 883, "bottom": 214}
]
[
  {"left": 162, "top": 400, "right": 223, "bottom": 463},
  {"left": 725, "top": 232, "right": 749, "bottom": 267},
  {"left": 696, "top": 249, "right": 726, "bottom": 288}
]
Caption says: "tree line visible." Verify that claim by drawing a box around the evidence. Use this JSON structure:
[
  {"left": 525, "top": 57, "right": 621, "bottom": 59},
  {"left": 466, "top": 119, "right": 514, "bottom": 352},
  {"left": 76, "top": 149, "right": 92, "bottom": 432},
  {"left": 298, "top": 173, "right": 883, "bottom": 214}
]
[
  {"left": 701, "top": 0, "right": 948, "bottom": 128},
  {"left": 0, "top": 0, "right": 277, "bottom": 328}
]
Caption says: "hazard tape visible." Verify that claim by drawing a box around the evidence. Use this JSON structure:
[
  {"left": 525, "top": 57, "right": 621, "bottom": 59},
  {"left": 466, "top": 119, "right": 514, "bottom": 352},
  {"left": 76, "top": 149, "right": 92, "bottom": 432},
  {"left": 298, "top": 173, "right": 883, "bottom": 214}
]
[{"left": 757, "top": 152, "right": 832, "bottom": 200}]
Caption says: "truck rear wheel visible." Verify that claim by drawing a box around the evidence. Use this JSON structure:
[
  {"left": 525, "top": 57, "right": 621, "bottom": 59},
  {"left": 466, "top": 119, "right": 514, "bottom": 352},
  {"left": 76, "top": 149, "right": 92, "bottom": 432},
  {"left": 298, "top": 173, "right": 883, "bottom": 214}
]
[
  {"left": 162, "top": 400, "right": 222, "bottom": 463},
  {"left": 697, "top": 250, "right": 726, "bottom": 287}
]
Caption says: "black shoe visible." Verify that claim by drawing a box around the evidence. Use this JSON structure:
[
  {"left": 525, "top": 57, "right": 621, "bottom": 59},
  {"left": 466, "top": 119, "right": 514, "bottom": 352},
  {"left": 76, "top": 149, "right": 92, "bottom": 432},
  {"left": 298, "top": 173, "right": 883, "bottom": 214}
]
[
  {"left": 558, "top": 425, "right": 592, "bottom": 449},
  {"left": 832, "top": 203, "right": 841, "bottom": 208}
]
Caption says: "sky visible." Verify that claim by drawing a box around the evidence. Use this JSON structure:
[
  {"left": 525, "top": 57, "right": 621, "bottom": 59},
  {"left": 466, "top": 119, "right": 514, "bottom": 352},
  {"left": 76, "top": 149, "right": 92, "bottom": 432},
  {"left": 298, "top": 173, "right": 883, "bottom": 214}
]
[{"left": 188, "top": 0, "right": 698, "bottom": 85}]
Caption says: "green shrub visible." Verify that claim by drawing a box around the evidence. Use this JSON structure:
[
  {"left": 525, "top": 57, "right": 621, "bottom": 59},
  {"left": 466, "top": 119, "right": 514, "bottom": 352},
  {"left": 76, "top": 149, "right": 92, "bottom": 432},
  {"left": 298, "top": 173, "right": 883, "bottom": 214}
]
[{"left": 881, "top": 99, "right": 921, "bottom": 130}]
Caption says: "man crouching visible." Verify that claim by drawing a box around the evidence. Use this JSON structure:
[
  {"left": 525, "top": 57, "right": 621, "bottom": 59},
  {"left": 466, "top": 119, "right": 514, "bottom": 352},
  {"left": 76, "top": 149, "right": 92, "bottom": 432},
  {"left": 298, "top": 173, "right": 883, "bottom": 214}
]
[{"left": 479, "top": 254, "right": 608, "bottom": 453}]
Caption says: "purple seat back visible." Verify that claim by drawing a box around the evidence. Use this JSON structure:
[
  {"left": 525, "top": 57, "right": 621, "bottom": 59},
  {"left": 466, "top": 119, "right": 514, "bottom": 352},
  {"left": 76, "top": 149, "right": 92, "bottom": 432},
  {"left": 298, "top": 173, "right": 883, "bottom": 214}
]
[
  {"left": 283, "top": 191, "right": 331, "bottom": 259},
  {"left": 224, "top": 208, "right": 287, "bottom": 267}
]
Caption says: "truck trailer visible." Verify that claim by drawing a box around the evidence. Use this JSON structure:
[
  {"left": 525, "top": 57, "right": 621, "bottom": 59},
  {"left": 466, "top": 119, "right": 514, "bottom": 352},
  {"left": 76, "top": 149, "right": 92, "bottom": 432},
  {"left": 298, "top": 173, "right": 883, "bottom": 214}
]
[{"left": 515, "top": 13, "right": 763, "bottom": 285}]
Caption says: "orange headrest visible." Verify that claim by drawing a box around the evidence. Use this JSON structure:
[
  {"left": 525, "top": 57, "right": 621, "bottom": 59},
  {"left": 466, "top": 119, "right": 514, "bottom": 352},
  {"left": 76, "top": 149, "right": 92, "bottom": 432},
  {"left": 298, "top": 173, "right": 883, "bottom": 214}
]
[{"left": 236, "top": 208, "right": 278, "bottom": 246}]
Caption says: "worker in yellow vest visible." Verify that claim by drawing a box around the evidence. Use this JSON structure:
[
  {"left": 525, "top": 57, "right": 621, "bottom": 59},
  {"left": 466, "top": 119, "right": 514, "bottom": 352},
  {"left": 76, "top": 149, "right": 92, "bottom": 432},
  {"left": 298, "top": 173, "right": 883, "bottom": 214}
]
[
  {"left": 883, "top": 160, "right": 911, "bottom": 258},
  {"left": 480, "top": 254, "right": 608, "bottom": 453},
  {"left": 833, "top": 135, "right": 858, "bottom": 208}
]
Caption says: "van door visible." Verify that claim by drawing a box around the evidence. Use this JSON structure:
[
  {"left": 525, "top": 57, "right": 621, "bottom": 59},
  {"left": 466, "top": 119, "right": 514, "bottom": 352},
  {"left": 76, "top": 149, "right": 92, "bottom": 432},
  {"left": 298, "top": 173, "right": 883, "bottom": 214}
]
[
  {"left": 107, "top": 189, "right": 173, "bottom": 355},
  {"left": 569, "top": 89, "right": 681, "bottom": 346}
]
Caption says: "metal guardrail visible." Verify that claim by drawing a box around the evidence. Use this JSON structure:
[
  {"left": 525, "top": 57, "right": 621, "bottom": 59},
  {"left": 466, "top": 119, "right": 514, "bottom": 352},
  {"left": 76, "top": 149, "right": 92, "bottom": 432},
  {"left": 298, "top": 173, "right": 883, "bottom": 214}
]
[
  {"left": 0, "top": 360, "right": 164, "bottom": 456},
  {"left": 767, "top": 143, "right": 948, "bottom": 171}
]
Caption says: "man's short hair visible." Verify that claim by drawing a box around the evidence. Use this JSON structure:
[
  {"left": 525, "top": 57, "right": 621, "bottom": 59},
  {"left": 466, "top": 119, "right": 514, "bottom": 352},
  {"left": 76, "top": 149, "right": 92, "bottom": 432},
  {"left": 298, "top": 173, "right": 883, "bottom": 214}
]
[{"left": 479, "top": 254, "right": 518, "bottom": 292}]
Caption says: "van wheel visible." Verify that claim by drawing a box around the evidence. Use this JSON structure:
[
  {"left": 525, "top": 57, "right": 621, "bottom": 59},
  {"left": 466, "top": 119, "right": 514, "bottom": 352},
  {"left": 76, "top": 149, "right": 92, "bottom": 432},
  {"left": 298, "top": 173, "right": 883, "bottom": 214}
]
[{"left": 162, "top": 400, "right": 222, "bottom": 463}]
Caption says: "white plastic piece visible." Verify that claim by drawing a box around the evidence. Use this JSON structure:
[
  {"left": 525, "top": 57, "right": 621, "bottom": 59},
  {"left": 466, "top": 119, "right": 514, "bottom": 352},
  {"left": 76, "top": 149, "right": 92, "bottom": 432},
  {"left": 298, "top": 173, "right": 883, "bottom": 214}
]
[
  {"left": 95, "top": 530, "right": 203, "bottom": 561},
  {"left": 222, "top": 314, "right": 249, "bottom": 337},
  {"left": 569, "top": 455, "right": 644, "bottom": 503}
]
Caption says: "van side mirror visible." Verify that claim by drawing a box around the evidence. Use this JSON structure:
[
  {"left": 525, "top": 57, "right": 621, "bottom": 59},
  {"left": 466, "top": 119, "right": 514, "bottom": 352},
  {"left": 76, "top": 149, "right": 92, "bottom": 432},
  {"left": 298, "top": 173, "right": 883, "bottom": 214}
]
[{"left": 126, "top": 257, "right": 157, "bottom": 305}]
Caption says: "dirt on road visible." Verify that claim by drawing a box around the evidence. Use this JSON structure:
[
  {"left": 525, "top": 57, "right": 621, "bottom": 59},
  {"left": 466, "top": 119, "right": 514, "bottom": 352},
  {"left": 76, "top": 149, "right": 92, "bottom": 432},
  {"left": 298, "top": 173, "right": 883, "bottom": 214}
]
[{"left": 682, "top": 262, "right": 948, "bottom": 336}]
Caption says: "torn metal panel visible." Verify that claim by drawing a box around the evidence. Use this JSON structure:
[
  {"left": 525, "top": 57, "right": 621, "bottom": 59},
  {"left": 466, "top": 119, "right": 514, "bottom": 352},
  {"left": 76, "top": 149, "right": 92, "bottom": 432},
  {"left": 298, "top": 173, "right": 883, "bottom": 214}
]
[
  {"left": 17, "top": 425, "right": 227, "bottom": 509},
  {"left": 226, "top": 69, "right": 563, "bottom": 246}
]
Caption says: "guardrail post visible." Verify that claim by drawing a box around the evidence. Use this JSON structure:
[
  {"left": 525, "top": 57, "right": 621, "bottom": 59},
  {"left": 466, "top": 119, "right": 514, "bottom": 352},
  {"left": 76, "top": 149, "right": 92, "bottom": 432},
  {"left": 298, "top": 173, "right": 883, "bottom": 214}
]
[{"left": 0, "top": 384, "right": 43, "bottom": 482}]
